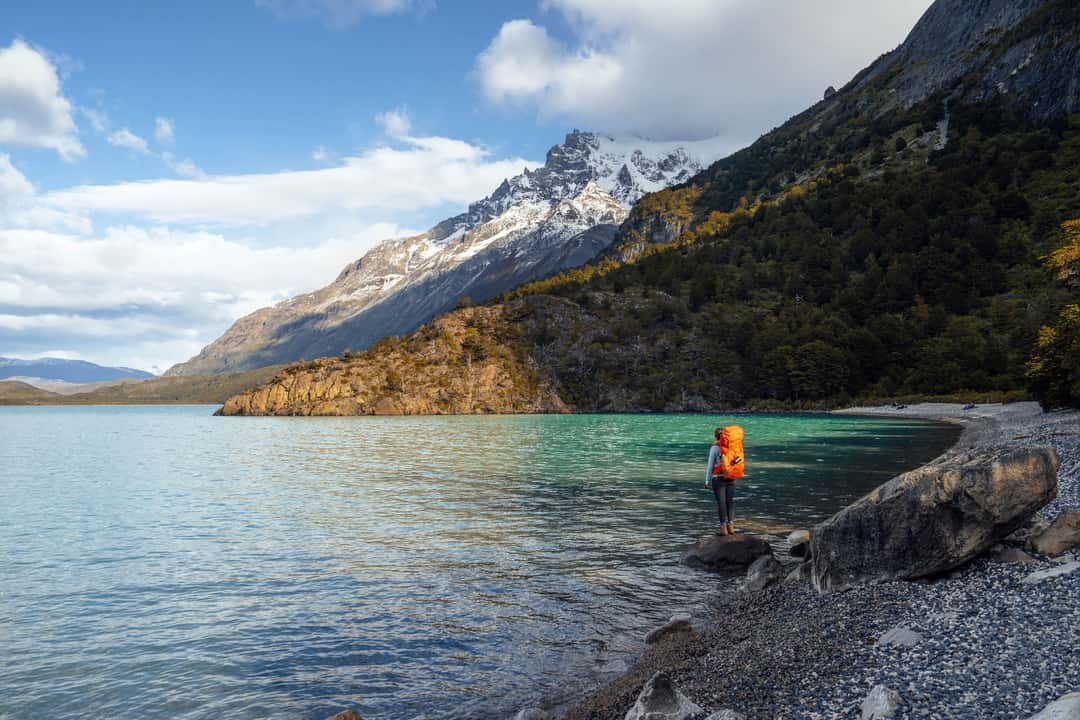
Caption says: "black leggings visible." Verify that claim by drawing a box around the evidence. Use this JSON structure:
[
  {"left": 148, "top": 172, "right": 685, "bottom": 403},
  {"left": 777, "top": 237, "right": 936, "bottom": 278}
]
[{"left": 712, "top": 481, "right": 735, "bottom": 524}]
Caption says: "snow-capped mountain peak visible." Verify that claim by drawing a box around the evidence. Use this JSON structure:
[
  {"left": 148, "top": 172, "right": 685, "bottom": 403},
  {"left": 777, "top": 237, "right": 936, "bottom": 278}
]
[{"left": 166, "top": 130, "right": 730, "bottom": 376}]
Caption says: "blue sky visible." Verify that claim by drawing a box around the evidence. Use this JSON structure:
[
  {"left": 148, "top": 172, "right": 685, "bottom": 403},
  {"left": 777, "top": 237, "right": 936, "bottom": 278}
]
[{"left": 0, "top": 0, "right": 933, "bottom": 371}]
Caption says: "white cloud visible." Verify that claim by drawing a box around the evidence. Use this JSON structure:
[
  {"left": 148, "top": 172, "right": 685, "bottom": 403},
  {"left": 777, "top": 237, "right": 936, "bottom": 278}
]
[
  {"left": 475, "top": 0, "right": 933, "bottom": 141},
  {"left": 0, "top": 222, "right": 406, "bottom": 370},
  {"left": 42, "top": 133, "right": 537, "bottom": 225},
  {"left": 161, "top": 151, "right": 205, "bottom": 179},
  {"left": 1, "top": 130, "right": 539, "bottom": 370},
  {"left": 154, "top": 116, "right": 174, "bottom": 145},
  {"left": 311, "top": 145, "right": 332, "bottom": 163},
  {"left": 375, "top": 107, "right": 412, "bottom": 137},
  {"left": 79, "top": 106, "right": 108, "bottom": 133},
  {"left": 0, "top": 39, "right": 85, "bottom": 160},
  {"left": 107, "top": 127, "right": 150, "bottom": 154},
  {"left": 255, "top": 0, "right": 426, "bottom": 28}
]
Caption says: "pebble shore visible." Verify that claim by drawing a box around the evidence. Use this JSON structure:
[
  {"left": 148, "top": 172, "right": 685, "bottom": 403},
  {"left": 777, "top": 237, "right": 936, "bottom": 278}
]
[{"left": 561, "top": 402, "right": 1079, "bottom": 720}]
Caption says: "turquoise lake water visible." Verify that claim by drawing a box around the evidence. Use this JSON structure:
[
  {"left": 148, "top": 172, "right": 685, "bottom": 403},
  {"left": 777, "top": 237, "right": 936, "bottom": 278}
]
[{"left": 0, "top": 406, "right": 958, "bottom": 719}]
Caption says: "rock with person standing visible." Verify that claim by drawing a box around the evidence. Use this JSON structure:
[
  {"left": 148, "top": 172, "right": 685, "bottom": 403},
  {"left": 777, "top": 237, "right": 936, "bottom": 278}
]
[
  {"left": 680, "top": 534, "right": 773, "bottom": 572},
  {"left": 810, "top": 445, "right": 1059, "bottom": 592}
]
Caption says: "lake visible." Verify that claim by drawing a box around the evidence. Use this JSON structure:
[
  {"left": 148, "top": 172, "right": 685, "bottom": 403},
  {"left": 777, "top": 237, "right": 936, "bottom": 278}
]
[{"left": 0, "top": 407, "right": 958, "bottom": 719}]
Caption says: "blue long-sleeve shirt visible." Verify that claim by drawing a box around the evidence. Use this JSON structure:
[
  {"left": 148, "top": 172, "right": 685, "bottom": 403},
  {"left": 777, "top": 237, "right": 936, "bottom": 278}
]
[{"left": 705, "top": 445, "right": 721, "bottom": 486}]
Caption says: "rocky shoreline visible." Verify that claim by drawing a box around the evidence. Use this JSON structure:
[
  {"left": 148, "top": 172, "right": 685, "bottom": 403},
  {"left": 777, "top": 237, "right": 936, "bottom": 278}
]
[{"left": 546, "top": 402, "right": 1079, "bottom": 720}]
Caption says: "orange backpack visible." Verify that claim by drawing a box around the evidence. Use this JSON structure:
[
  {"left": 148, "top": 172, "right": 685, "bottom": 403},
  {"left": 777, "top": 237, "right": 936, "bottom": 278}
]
[{"left": 716, "top": 425, "right": 746, "bottom": 480}]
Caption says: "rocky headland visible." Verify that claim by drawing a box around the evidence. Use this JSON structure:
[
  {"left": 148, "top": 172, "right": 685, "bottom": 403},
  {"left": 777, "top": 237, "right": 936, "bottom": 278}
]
[{"left": 538, "top": 403, "right": 1079, "bottom": 720}]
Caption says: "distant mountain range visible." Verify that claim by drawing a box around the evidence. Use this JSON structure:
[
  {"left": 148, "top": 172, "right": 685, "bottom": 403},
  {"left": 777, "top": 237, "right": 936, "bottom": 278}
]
[
  {"left": 166, "top": 131, "right": 730, "bottom": 376},
  {"left": 0, "top": 357, "right": 153, "bottom": 384}
]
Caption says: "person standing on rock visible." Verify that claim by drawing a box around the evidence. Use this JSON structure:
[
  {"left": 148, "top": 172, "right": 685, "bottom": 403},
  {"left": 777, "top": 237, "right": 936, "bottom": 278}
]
[{"left": 705, "top": 425, "right": 745, "bottom": 536}]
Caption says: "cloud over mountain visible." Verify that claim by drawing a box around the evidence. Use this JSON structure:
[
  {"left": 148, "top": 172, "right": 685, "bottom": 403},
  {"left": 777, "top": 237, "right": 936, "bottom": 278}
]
[{"left": 476, "top": 0, "right": 933, "bottom": 142}]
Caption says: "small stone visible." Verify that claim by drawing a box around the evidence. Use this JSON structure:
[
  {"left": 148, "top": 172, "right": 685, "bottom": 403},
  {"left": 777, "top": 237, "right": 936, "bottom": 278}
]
[
  {"left": 325, "top": 711, "right": 363, "bottom": 720},
  {"left": 1031, "top": 510, "right": 1080, "bottom": 556},
  {"left": 625, "top": 672, "right": 703, "bottom": 720},
  {"left": 788, "top": 529, "right": 811, "bottom": 558},
  {"left": 644, "top": 613, "right": 693, "bottom": 644},
  {"left": 990, "top": 546, "right": 1038, "bottom": 564},
  {"left": 744, "top": 554, "right": 786, "bottom": 592},
  {"left": 876, "top": 625, "right": 923, "bottom": 648},
  {"left": 513, "top": 709, "right": 549, "bottom": 720},
  {"left": 1021, "top": 560, "right": 1079, "bottom": 585},
  {"left": 1024, "top": 692, "right": 1080, "bottom": 719},
  {"left": 704, "top": 711, "right": 746, "bottom": 720},
  {"left": 861, "top": 685, "right": 901, "bottom": 719}
]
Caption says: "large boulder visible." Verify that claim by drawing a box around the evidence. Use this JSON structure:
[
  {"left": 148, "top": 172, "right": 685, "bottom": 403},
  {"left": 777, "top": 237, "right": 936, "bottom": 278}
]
[
  {"left": 1031, "top": 509, "right": 1080, "bottom": 556},
  {"left": 681, "top": 534, "right": 773, "bottom": 572},
  {"left": 810, "top": 446, "right": 1059, "bottom": 592},
  {"left": 625, "top": 672, "right": 702, "bottom": 720}
]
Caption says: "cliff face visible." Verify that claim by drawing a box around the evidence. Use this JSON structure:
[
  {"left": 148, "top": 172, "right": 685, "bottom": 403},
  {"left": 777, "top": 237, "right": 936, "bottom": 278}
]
[{"left": 217, "top": 305, "right": 568, "bottom": 416}]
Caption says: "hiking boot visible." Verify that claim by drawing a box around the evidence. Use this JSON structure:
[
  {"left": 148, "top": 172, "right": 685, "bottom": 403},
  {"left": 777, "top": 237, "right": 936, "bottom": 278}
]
[
  {"left": 727, "top": 523, "right": 736, "bottom": 535},
  {"left": 715, "top": 526, "right": 727, "bottom": 536}
]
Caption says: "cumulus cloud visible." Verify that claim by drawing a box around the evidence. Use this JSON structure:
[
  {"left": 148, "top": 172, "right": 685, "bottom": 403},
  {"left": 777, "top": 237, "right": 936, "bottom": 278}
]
[
  {"left": 0, "top": 39, "right": 85, "bottom": 160},
  {"left": 255, "top": 0, "right": 427, "bottom": 28},
  {"left": 154, "top": 116, "right": 174, "bottom": 145},
  {"left": 1, "top": 130, "right": 539, "bottom": 369},
  {"left": 107, "top": 127, "right": 151, "bottom": 154},
  {"left": 375, "top": 107, "right": 411, "bottom": 137},
  {"left": 475, "top": 0, "right": 933, "bottom": 141},
  {"left": 42, "top": 133, "right": 536, "bottom": 225}
]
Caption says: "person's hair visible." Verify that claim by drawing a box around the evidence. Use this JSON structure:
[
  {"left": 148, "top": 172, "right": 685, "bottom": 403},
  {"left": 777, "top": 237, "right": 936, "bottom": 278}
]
[{"left": 714, "top": 427, "right": 723, "bottom": 440}]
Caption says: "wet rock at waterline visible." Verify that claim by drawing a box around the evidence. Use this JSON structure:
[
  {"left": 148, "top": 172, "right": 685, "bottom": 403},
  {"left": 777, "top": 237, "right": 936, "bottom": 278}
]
[
  {"left": 1031, "top": 510, "right": 1080, "bottom": 556},
  {"left": 680, "top": 534, "right": 773, "bottom": 573},
  {"left": 810, "top": 446, "right": 1059, "bottom": 592},
  {"left": 624, "top": 672, "right": 702, "bottom": 720},
  {"left": 644, "top": 613, "right": 692, "bottom": 645},
  {"left": 744, "top": 555, "right": 786, "bottom": 592},
  {"left": 325, "top": 711, "right": 363, "bottom": 720}
]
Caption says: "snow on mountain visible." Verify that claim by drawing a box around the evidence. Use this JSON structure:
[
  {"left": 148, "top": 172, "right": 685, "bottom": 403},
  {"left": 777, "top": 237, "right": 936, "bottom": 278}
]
[{"left": 166, "top": 131, "right": 728, "bottom": 376}]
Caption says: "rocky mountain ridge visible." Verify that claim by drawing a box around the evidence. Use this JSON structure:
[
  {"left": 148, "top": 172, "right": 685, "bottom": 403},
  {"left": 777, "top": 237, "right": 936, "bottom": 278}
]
[{"left": 167, "top": 132, "right": 728, "bottom": 376}]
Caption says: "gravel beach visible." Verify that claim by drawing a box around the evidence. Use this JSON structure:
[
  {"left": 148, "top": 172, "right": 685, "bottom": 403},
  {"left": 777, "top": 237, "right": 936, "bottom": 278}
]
[{"left": 560, "top": 402, "right": 1079, "bottom": 720}]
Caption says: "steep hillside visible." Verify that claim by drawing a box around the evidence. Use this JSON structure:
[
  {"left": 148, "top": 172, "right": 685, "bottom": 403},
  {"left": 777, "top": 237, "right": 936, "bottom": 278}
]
[
  {"left": 168, "top": 132, "right": 728, "bottom": 377},
  {"left": 219, "top": 0, "right": 1080, "bottom": 415}
]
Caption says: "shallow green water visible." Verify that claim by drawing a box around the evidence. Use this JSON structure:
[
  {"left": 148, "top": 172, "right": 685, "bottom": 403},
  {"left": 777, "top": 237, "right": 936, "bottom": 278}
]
[{"left": 0, "top": 407, "right": 957, "bottom": 719}]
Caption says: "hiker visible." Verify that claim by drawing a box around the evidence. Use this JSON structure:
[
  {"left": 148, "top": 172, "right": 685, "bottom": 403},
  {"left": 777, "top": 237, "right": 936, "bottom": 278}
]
[{"left": 705, "top": 425, "right": 745, "bottom": 536}]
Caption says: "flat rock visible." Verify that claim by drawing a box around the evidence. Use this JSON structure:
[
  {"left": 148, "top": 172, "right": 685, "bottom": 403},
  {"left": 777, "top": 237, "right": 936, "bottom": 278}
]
[
  {"left": 810, "top": 445, "right": 1059, "bottom": 592},
  {"left": 861, "top": 685, "right": 901, "bottom": 719},
  {"left": 876, "top": 625, "right": 923, "bottom": 648},
  {"left": 680, "top": 534, "right": 773, "bottom": 573},
  {"left": 1031, "top": 509, "right": 1080, "bottom": 556},
  {"left": 744, "top": 555, "right": 785, "bottom": 592},
  {"left": 1025, "top": 692, "right": 1080, "bottom": 719},
  {"left": 644, "top": 613, "right": 692, "bottom": 644},
  {"left": 1021, "top": 560, "right": 1079, "bottom": 585},
  {"left": 625, "top": 671, "right": 702, "bottom": 720}
]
